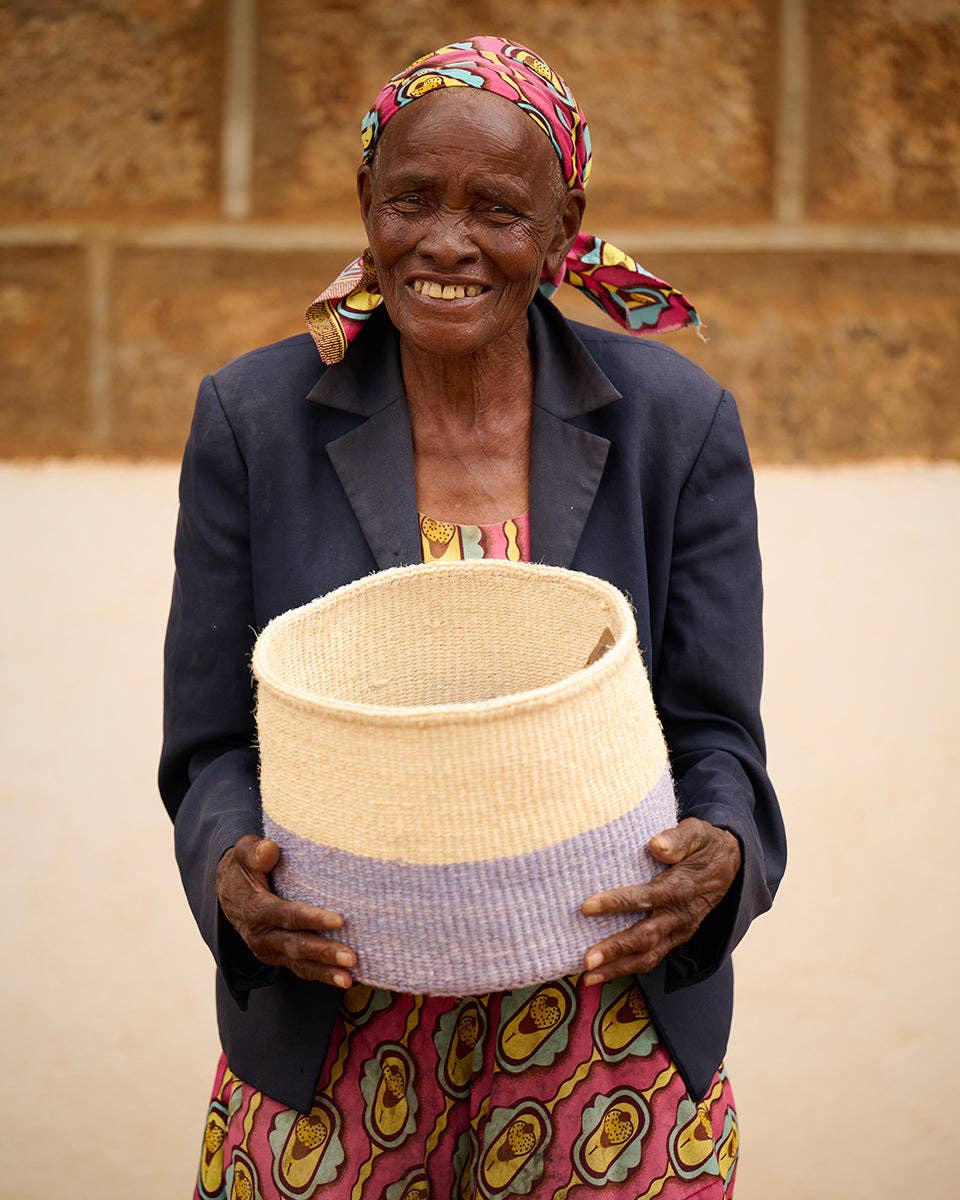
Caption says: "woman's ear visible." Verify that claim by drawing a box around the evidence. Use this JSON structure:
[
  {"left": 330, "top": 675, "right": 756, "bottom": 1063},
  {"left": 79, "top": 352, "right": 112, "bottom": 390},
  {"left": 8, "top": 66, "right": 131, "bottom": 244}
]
[
  {"left": 544, "top": 188, "right": 586, "bottom": 282},
  {"left": 357, "top": 163, "right": 374, "bottom": 228}
]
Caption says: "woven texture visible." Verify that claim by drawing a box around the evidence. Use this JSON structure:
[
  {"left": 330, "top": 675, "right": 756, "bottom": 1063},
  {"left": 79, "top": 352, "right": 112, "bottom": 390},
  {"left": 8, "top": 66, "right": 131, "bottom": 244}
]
[{"left": 253, "top": 561, "right": 677, "bottom": 994}]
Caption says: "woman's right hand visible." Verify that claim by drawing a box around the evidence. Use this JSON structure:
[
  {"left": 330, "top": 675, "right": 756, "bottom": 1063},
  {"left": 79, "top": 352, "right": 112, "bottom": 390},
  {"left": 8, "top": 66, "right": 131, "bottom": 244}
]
[{"left": 216, "top": 835, "right": 356, "bottom": 988}]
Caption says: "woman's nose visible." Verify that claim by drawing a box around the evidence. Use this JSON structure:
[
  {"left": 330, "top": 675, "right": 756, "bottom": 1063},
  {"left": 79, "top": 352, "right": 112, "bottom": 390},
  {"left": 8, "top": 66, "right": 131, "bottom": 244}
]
[{"left": 416, "top": 210, "right": 480, "bottom": 267}]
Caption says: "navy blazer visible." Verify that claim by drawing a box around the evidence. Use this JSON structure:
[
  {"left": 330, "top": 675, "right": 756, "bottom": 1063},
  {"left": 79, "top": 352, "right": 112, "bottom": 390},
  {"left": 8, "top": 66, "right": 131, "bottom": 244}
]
[{"left": 160, "top": 295, "right": 786, "bottom": 1114}]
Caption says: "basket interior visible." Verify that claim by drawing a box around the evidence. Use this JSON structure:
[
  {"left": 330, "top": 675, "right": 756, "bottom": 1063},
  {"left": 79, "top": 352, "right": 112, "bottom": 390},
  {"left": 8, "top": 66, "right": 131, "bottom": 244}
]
[{"left": 259, "top": 566, "right": 629, "bottom": 709}]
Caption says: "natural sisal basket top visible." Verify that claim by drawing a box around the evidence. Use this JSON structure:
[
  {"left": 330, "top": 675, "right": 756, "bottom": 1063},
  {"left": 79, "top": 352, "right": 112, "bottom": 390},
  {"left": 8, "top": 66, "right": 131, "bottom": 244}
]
[{"left": 253, "top": 560, "right": 676, "bottom": 995}]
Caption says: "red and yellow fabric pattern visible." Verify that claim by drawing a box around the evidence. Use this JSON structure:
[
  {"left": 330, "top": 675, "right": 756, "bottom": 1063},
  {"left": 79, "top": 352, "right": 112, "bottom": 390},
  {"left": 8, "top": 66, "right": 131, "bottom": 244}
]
[
  {"left": 197, "top": 978, "right": 737, "bottom": 1200},
  {"left": 419, "top": 512, "right": 529, "bottom": 564}
]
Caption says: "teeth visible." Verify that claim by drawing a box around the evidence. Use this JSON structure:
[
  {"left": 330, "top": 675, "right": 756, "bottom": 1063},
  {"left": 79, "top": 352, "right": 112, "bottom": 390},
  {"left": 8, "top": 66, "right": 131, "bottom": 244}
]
[{"left": 413, "top": 280, "right": 483, "bottom": 300}]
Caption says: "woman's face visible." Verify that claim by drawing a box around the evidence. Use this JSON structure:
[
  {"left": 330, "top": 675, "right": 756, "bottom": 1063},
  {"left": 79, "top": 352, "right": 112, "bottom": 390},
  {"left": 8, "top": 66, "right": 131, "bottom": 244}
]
[{"left": 358, "top": 89, "right": 584, "bottom": 358}]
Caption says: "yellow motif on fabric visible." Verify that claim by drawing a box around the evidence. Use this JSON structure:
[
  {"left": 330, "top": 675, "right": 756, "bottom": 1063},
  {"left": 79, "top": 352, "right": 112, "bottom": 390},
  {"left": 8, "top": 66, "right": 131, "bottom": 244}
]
[
  {"left": 419, "top": 515, "right": 459, "bottom": 562},
  {"left": 503, "top": 518, "right": 522, "bottom": 562},
  {"left": 418, "top": 511, "right": 528, "bottom": 564}
]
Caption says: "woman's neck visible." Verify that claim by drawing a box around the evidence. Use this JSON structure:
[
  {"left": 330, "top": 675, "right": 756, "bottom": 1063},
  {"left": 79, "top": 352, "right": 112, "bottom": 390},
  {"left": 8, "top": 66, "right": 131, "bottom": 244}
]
[
  {"left": 400, "top": 319, "right": 533, "bottom": 432},
  {"left": 401, "top": 320, "right": 533, "bottom": 525}
]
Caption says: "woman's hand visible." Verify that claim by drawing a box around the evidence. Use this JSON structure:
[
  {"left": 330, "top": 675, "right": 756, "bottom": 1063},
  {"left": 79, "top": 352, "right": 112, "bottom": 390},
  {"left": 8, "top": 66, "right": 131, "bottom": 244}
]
[
  {"left": 216, "top": 836, "right": 356, "bottom": 988},
  {"left": 580, "top": 818, "right": 742, "bottom": 984}
]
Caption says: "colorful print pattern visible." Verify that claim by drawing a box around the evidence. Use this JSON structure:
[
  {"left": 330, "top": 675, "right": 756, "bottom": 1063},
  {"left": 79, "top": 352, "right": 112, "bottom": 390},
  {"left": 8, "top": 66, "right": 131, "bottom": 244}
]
[
  {"left": 419, "top": 512, "right": 529, "bottom": 564},
  {"left": 362, "top": 37, "right": 591, "bottom": 193},
  {"left": 196, "top": 978, "right": 737, "bottom": 1199},
  {"left": 195, "top": 514, "right": 736, "bottom": 1198},
  {"left": 305, "top": 35, "right": 699, "bottom": 365}
]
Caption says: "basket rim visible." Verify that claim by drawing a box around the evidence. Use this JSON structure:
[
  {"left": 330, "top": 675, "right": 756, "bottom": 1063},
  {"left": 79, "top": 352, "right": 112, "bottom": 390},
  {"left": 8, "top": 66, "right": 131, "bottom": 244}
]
[{"left": 251, "top": 561, "right": 640, "bottom": 727}]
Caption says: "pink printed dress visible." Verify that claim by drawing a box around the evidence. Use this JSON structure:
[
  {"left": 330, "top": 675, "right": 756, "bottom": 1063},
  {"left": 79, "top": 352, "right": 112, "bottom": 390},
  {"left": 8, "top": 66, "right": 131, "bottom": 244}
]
[{"left": 195, "top": 514, "right": 738, "bottom": 1200}]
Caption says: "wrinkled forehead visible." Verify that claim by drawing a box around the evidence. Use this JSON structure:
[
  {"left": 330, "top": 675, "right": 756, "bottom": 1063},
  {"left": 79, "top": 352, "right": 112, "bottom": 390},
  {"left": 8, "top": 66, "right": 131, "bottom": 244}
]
[{"left": 369, "top": 87, "right": 563, "bottom": 189}]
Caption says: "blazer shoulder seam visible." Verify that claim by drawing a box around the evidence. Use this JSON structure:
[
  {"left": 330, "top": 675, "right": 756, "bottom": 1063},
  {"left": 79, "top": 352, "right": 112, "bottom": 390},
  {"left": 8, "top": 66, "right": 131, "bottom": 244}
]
[
  {"left": 678, "top": 386, "right": 728, "bottom": 499},
  {"left": 204, "top": 372, "right": 250, "bottom": 477}
]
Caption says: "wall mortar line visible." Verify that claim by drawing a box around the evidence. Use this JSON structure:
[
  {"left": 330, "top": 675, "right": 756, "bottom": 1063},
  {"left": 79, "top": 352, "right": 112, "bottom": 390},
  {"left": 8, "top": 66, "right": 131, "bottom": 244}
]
[
  {"left": 0, "top": 225, "right": 83, "bottom": 245},
  {"left": 3, "top": 223, "right": 960, "bottom": 253},
  {"left": 86, "top": 240, "right": 112, "bottom": 447},
  {"left": 221, "top": 0, "right": 256, "bottom": 219},
  {"left": 776, "top": 0, "right": 809, "bottom": 224}
]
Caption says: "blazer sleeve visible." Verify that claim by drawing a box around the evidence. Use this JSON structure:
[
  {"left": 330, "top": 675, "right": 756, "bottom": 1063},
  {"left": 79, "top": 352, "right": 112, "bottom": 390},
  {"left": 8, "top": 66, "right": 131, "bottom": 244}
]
[
  {"left": 159, "top": 374, "right": 278, "bottom": 1006},
  {"left": 654, "top": 389, "right": 787, "bottom": 991}
]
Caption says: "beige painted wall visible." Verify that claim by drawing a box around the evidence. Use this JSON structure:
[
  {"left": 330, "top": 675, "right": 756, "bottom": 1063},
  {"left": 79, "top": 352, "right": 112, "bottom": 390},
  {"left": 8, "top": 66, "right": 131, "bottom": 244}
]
[{"left": 1, "top": 461, "right": 957, "bottom": 1198}]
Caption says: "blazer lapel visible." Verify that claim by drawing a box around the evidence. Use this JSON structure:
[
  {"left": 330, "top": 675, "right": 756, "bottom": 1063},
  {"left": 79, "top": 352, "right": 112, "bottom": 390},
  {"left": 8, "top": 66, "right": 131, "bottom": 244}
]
[
  {"left": 528, "top": 298, "right": 621, "bottom": 568},
  {"left": 529, "top": 407, "right": 611, "bottom": 568},
  {"left": 325, "top": 404, "right": 421, "bottom": 570},
  {"left": 307, "top": 312, "right": 421, "bottom": 570}
]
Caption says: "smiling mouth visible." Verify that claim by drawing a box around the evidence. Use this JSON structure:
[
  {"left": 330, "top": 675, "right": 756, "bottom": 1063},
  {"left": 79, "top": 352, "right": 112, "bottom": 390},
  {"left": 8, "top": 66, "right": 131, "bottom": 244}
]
[{"left": 411, "top": 280, "right": 486, "bottom": 300}]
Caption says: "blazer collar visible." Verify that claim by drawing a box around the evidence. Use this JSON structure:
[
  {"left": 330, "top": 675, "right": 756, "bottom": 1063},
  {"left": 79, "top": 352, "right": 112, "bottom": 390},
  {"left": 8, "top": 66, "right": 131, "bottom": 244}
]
[
  {"left": 305, "top": 308, "right": 406, "bottom": 416},
  {"left": 307, "top": 296, "right": 619, "bottom": 570},
  {"left": 528, "top": 295, "right": 622, "bottom": 417},
  {"left": 305, "top": 296, "right": 623, "bottom": 419}
]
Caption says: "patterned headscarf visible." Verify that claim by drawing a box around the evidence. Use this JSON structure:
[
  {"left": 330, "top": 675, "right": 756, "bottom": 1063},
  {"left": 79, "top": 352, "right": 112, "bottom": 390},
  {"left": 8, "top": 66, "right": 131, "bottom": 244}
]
[{"left": 307, "top": 35, "right": 700, "bottom": 364}]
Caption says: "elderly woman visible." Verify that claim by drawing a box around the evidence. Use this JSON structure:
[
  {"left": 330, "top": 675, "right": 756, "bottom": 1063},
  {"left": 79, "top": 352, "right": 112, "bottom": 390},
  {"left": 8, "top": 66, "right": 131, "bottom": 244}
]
[{"left": 161, "top": 36, "right": 784, "bottom": 1200}]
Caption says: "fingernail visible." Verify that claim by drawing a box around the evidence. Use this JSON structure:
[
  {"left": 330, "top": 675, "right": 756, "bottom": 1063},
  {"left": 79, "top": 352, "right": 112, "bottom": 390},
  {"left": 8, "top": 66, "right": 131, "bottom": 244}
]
[
  {"left": 584, "top": 950, "right": 603, "bottom": 970},
  {"left": 335, "top": 950, "right": 354, "bottom": 967},
  {"left": 581, "top": 898, "right": 602, "bottom": 914},
  {"left": 652, "top": 837, "right": 670, "bottom": 853},
  {"left": 583, "top": 972, "right": 603, "bottom": 986},
  {"left": 334, "top": 972, "right": 352, "bottom": 988}
]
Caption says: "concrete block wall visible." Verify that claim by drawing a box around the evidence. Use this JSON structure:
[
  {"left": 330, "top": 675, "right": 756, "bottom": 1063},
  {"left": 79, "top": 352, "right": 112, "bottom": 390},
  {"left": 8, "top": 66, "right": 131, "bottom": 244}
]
[{"left": 1, "top": 0, "right": 958, "bottom": 460}]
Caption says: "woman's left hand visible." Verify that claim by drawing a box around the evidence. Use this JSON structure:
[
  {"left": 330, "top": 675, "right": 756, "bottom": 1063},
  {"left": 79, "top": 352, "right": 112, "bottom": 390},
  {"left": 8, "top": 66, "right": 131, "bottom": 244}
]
[{"left": 580, "top": 818, "right": 742, "bottom": 984}]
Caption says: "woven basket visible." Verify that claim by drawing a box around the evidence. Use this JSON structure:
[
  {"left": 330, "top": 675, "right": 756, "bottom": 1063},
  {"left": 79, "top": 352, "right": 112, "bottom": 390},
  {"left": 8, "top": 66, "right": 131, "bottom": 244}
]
[{"left": 253, "top": 560, "right": 676, "bottom": 995}]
